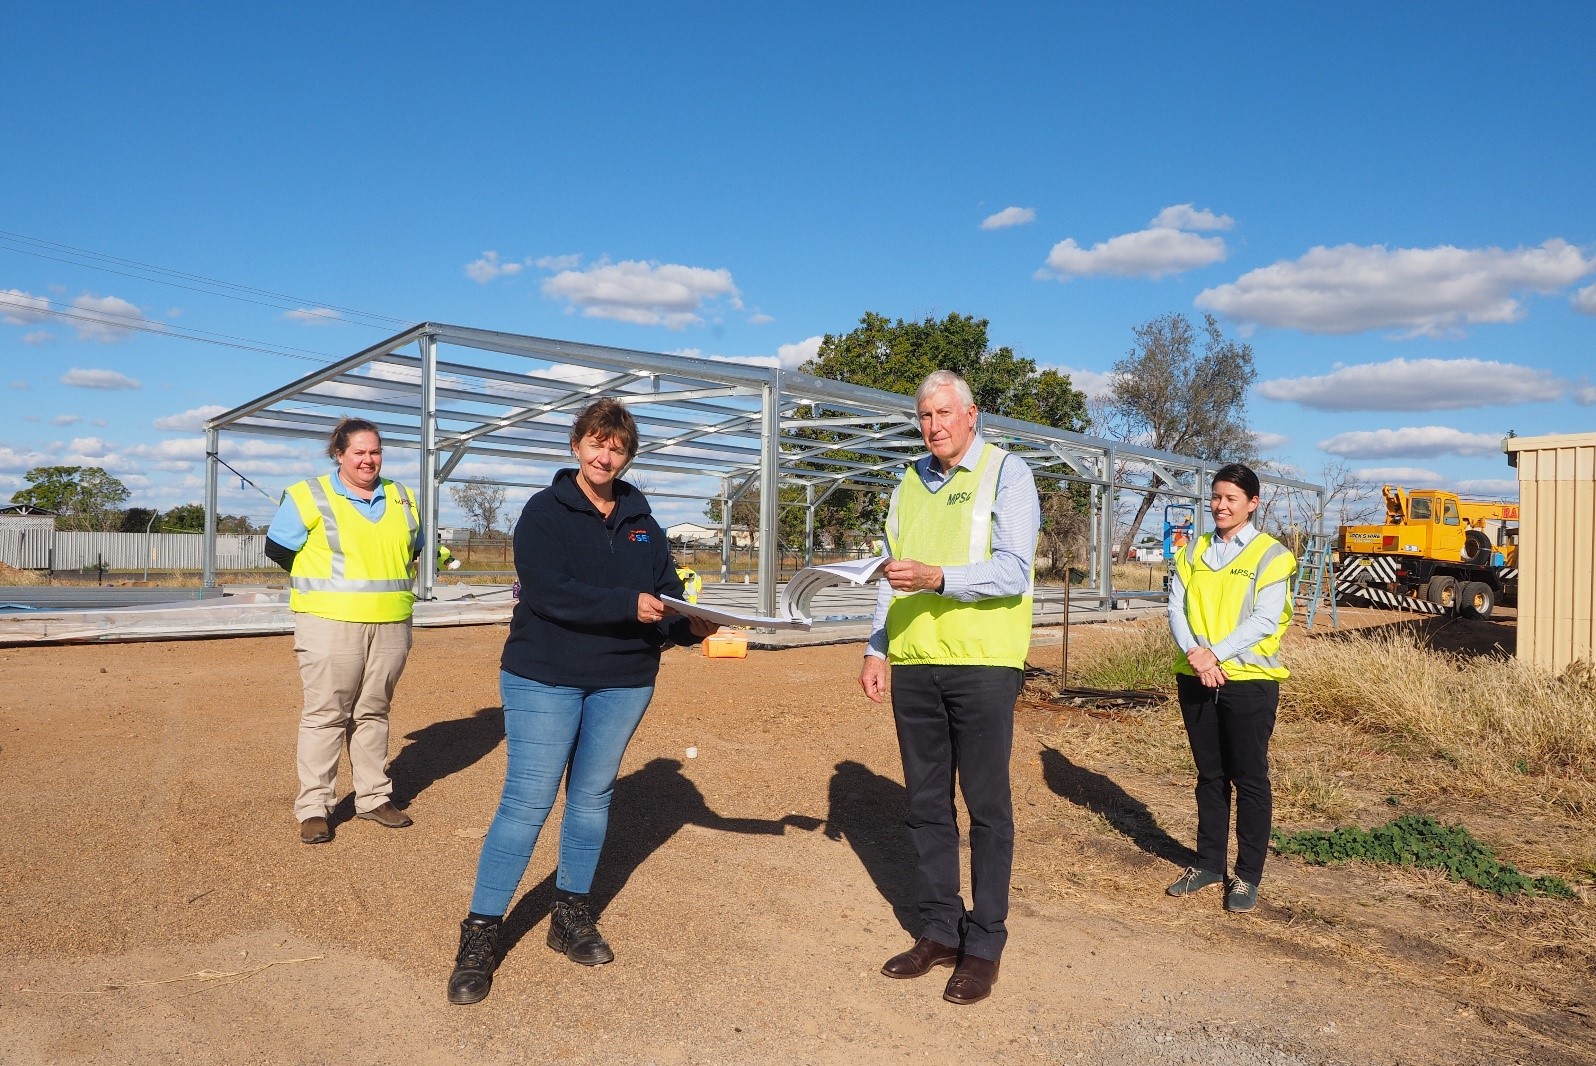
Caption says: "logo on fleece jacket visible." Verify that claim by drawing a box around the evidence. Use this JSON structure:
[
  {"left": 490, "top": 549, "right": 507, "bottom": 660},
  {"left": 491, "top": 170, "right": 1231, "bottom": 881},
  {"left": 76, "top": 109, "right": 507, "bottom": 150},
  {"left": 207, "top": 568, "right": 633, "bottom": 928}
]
[{"left": 627, "top": 529, "right": 651, "bottom": 542}]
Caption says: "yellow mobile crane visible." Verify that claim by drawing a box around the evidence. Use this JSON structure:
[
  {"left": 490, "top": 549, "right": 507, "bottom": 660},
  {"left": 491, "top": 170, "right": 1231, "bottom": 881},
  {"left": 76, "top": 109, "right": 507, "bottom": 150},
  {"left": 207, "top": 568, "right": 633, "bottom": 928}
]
[{"left": 1337, "top": 485, "right": 1519, "bottom": 619}]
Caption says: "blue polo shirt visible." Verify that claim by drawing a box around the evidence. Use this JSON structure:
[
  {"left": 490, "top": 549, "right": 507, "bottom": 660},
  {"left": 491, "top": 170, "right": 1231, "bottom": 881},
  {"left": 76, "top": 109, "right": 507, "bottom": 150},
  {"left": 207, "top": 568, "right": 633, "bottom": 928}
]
[{"left": 266, "top": 471, "right": 424, "bottom": 553}]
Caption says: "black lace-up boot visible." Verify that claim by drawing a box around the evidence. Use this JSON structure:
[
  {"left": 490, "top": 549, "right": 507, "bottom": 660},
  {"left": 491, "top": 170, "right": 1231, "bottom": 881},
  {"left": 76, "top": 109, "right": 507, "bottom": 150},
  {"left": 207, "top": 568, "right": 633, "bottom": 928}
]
[
  {"left": 547, "top": 891, "right": 614, "bottom": 966},
  {"left": 447, "top": 917, "right": 501, "bottom": 1004}
]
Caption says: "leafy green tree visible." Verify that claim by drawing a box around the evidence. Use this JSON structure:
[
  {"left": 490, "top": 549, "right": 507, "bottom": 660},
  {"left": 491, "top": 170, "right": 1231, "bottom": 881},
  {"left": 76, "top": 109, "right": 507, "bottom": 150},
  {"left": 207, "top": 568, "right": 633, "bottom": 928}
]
[
  {"left": 10, "top": 466, "right": 130, "bottom": 531},
  {"left": 161, "top": 503, "right": 206, "bottom": 532},
  {"left": 780, "top": 311, "right": 1090, "bottom": 547},
  {"left": 119, "top": 507, "right": 160, "bottom": 533},
  {"left": 1095, "top": 313, "right": 1256, "bottom": 563}
]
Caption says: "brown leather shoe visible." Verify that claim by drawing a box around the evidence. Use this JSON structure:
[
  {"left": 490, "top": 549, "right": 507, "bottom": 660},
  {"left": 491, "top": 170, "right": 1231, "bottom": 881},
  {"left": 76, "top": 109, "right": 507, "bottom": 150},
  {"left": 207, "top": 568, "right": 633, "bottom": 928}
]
[
  {"left": 356, "top": 801, "right": 413, "bottom": 828},
  {"left": 943, "top": 954, "right": 999, "bottom": 1005},
  {"left": 299, "top": 816, "right": 332, "bottom": 844},
  {"left": 881, "top": 937, "right": 960, "bottom": 979}
]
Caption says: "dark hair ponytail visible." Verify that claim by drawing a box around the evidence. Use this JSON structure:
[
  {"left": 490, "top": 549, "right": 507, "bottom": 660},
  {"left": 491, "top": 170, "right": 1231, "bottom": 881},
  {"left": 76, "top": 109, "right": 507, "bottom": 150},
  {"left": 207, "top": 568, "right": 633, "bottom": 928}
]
[
  {"left": 1211, "top": 462, "right": 1260, "bottom": 500},
  {"left": 327, "top": 416, "right": 381, "bottom": 460}
]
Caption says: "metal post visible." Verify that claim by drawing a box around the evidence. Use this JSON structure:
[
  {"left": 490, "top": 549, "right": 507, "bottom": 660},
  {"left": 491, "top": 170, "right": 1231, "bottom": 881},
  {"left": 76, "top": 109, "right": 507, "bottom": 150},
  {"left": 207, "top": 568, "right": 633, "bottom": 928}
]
[
  {"left": 143, "top": 510, "right": 157, "bottom": 583},
  {"left": 756, "top": 376, "right": 781, "bottom": 616},
  {"left": 417, "top": 334, "right": 440, "bottom": 601},
  {"left": 804, "top": 483, "right": 814, "bottom": 568},
  {"left": 1099, "top": 448, "right": 1116, "bottom": 608},
  {"left": 203, "top": 426, "right": 219, "bottom": 588},
  {"left": 719, "top": 477, "right": 732, "bottom": 583}
]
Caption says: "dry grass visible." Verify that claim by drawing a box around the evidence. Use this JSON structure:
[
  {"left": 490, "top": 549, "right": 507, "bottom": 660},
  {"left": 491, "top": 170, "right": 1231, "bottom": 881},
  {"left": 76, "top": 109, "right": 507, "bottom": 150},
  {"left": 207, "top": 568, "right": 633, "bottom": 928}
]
[{"left": 0, "top": 563, "right": 48, "bottom": 586}]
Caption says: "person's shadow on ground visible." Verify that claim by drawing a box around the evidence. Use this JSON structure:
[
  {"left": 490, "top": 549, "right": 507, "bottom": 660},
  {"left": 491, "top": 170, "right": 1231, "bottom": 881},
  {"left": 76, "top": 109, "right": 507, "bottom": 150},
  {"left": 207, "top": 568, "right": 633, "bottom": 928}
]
[
  {"left": 329, "top": 706, "right": 506, "bottom": 826},
  {"left": 498, "top": 756, "right": 822, "bottom": 959},
  {"left": 1038, "top": 745, "right": 1194, "bottom": 868},
  {"left": 824, "top": 760, "right": 918, "bottom": 934}
]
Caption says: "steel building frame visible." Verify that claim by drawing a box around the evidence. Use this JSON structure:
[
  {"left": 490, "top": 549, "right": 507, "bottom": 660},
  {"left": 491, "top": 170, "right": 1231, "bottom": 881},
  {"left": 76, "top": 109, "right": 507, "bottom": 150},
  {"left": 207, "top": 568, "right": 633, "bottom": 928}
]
[{"left": 202, "top": 323, "right": 1324, "bottom": 614}]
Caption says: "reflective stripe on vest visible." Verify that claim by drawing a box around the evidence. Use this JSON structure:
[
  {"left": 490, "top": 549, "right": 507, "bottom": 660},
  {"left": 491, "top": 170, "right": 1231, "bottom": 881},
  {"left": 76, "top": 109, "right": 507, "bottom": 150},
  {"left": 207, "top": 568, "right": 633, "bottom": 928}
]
[
  {"left": 884, "top": 443, "right": 1032, "bottom": 669},
  {"left": 1175, "top": 531, "right": 1296, "bottom": 681},
  {"left": 286, "top": 476, "right": 418, "bottom": 622}
]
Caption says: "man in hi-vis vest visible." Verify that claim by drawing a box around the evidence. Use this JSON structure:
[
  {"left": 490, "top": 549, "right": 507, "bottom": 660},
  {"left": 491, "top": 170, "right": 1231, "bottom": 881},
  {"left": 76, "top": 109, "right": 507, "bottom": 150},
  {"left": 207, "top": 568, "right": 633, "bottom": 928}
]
[
  {"left": 860, "top": 370, "right": 1040, "bottom": 1006},
  {"left": 265, "top": 416, "right": 456, "bottom": 846},
  {"left": 1164, "top": 462, "right": 1296, "bottom": 914}
]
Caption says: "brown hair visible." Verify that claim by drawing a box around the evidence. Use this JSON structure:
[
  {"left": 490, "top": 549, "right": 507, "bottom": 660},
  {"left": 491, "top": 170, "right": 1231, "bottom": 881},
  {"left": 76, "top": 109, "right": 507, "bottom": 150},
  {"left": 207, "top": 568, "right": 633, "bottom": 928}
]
[
  {"left": 327, "top": 416, "right": 382, "bottom": 460},
  {"left": 569, "top": 398, "right": 639, "bottom": 460}
]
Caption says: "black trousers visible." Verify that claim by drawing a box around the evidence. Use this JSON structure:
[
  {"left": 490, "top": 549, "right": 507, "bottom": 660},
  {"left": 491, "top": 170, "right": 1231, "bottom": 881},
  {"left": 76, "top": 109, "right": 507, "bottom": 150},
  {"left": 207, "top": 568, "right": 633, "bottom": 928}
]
[
  {"left": 890, "top": 664, "right": 1021, "bottom": 961},
  {"left": 1176, "top": 673, "right": 1278, "bottom": 885}
]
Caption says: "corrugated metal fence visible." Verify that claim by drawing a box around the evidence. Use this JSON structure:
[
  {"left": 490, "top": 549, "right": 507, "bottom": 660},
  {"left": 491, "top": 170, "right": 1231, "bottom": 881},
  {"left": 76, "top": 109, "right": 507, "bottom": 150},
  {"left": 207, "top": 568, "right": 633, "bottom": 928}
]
[{"left": 0, "top": 530, "right": 268, "bottom": 571}]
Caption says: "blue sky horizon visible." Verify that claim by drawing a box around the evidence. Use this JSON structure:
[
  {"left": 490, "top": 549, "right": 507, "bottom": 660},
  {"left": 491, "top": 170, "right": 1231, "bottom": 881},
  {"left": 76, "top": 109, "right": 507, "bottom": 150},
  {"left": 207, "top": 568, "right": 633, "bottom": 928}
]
[{"left": 3, "top": 3, "right": 1592, "bottom": 531}]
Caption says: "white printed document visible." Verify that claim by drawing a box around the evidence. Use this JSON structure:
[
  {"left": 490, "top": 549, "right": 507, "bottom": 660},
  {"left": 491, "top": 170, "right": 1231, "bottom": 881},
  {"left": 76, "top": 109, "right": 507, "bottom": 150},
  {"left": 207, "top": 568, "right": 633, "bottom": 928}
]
[{"left": 661, "top": 555, "right": 891, "bottom": 631}]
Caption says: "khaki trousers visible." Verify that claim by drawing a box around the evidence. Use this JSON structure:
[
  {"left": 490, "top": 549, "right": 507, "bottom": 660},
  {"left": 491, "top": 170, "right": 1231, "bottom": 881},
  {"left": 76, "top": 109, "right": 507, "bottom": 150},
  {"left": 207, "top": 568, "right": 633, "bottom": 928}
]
[{"left": 292, "top": 613, "right": 412, "bottom": 821}]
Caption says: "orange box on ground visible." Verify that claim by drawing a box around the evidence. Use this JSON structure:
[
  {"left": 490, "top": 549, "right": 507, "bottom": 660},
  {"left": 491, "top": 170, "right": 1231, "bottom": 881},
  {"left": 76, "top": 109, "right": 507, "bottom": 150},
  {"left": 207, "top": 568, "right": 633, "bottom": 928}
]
[{"left": 702, "top": 631, "right": 749, "bottom": 658}]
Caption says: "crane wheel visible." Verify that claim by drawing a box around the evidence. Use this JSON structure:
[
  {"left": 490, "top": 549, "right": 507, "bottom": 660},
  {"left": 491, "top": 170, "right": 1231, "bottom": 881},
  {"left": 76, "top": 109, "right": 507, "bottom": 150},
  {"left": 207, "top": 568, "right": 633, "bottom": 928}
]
[
  {"left": 1459, "top": 581, "right": 1495, "bottom": 620},
  {"left": 1462, "top": 529, "right": 1493, "bottom": 565},
  {"left": 1425, "top": 575, "right": 1457, "bottom": 608}
]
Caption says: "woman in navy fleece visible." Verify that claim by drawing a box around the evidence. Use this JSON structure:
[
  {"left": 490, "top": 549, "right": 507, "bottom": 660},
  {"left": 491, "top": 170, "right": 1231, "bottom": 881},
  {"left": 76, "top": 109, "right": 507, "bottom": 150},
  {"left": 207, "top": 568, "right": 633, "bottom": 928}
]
[{"left": 447, "top": 398, "right": 716, "bottom": 1005}]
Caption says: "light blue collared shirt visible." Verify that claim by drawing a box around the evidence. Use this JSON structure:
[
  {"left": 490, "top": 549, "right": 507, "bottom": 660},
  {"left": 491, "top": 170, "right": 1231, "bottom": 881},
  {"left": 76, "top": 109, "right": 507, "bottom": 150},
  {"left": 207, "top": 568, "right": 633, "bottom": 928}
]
[
  {"left": 1167, "top": 521, "right": 1291, "bottom": 664},
  {"left": 866, "top": 434, "right": 1041, "bottom": 659}
]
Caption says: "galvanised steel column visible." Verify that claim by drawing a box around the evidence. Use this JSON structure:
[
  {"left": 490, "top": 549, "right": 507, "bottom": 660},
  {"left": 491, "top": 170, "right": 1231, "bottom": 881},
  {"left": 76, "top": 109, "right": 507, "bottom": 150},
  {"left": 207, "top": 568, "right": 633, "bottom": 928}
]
[
  {"left": 202, "top": 426, "right": 219, "bottom": 588},
  {"left": 417, "top": 333, "right": 440, "bottom": 602},
  {"left": 719, "top": 477, "right": 732, "bottom": 583},
  {"left": 804, "top": 483, "right": 814, "bottom": 568},
  {"left": 1099, "top": 448, "right": 1116, "bottom": 608},
  {"left": 757, "top": 374, "right": 780, "bottom": 616}
]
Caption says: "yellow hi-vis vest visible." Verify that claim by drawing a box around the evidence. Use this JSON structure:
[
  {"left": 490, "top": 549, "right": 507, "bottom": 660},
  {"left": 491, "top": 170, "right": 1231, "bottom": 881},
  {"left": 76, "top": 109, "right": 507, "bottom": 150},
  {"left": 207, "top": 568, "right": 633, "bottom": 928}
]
[
  {"left": 1173, "top": 530, "right": 1296, "bottom": 682},
  {"left": 884, "top": 442, "right": 1033, "bottom": 669},
  {"left": 284, "top": 475, "right": 418, "bottom": 623}
]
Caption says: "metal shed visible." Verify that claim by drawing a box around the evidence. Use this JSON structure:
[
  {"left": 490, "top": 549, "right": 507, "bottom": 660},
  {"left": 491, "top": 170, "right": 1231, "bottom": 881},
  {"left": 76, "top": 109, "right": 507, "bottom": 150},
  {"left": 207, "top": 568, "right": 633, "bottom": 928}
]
[
  {"left": 201, "top": 323, "right": 1325, "bottom": 615},
  {"left": 1504, "top": 431, "right": 1596, "bottom": 672}
]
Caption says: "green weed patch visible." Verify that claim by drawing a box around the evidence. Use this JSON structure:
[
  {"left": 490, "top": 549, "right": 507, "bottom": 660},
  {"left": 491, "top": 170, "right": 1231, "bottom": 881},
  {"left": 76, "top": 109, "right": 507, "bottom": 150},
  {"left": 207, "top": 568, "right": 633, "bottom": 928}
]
[{"left": 1271, "top": 814, "right": 1576, "bottom": 899}]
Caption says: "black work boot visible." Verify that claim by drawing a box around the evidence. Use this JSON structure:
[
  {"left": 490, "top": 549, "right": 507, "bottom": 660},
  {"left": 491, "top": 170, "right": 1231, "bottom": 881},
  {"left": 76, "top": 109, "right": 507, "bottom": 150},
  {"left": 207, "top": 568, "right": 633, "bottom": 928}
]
[
  {"left": 547, "top": 891, "right": 614, "bottom": 966},
  {"left": 447, "top": 917, "right": 501, "bottom": 1005}
]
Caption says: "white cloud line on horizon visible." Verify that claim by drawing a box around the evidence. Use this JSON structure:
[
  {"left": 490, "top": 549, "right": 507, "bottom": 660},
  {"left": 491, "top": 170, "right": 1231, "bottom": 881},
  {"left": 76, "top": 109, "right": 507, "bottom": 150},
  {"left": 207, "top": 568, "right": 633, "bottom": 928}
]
[
  {"left": 1574, "top": 283, "right": 1596, "bottom": 315},
  {"left": 153, "top": 405, "right": 229, "bottom": 431},
  {"left": 61, "top": 367, "right": 142, "bottom": 390},
  {"left": 1197, "top": 239, "right": 1596, "bottom": 336},
  {"left": 1352, "top": 465, "right": 1445, "bottom": 485},
  {"left": 284, "top": 307, "right": 343, "bottom": 326},
  {"left": 1037, "top": 203, "right": 1231, "bottom": 280},
  {"left": 465, "top": 251, "right": 527, "bottom": 283},
  {"left": 1257, "top": 357, "right": 1564, "bottom": 411},
  {"left": 541, "top": 259, "right": 742, "bottom": 329},
  {"left": 981, "top": 206, "right": 1037, "bottom": 230},
  {"left": 1317, "top": 426, "right": 1506, "bottom": 460}
]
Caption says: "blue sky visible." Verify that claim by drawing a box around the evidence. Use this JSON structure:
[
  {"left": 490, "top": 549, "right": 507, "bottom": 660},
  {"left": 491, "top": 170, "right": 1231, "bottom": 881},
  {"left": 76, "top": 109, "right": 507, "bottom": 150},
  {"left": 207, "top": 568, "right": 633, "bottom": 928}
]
[{"left": 3, "top": 3, "right": 1592, "bottom": 530}]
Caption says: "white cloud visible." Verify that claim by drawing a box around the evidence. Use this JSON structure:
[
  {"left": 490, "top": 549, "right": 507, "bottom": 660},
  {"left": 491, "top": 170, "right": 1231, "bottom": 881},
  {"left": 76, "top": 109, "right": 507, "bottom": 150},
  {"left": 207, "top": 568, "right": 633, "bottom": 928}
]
[
  {"left": 125, "top": 437, "right": 305, "bottom": 465},
  {"left": 1352, "top": 466, "right": 1444, "bottom": 485},
  {"left": 8, "top": 381, "right": 29, "bottom": 389},
  {"left": 154, "top": 404, "right": 229, "bottom": 431},
  {"left": 1197, "top": 239, "right": 1596, "bottom": 336},
  {"left": 1251, "top": 431, "right": 1291, "bottom": 453},
  {"left": 23, "top": 331, "right": 54, "bottom": 344},
  {"left": 0, "top": 289, "right": 51, "bottom": 325},
  {"left": 465, "top": 251, "right": 527, "bottom": 283},
  {"left": 542, "top": 259, "right": 742, "bottom": 329},
  {"left": 748, "top": 312, "right": 775, "bottom": 325},
  {"left": 1454, "top": 478, "right": 1518, "bottom": 497},
  {"left": 1317, "top": 426, "right": 1506, "bottom": 459},
  {"left": 1053, "top": 365, "right": 1115, "bottom": 400},
  {"left": 61, "top": 367, "right": 142, "bottom": 390},
  {"left": 534, "top": 254, "right": 582, "bottom": 271},
  {"left": 51, "top": 414, "right": 82, "bottom": 426},
  {"left": 1573, "top": 384, "right": 1596, "bottom": 406},
  {"left": 0, "top": 444, "right": 55, "bottom": 471},
  {"left": 1150, "top": 204, "right": 1234, "bottom": 231},
  {"left": 284, "top": 307, "right": 343, "bottom": 326},
  {"left": 981, "top": 206, "right": 1036, "bottom": 230},
  {"left": 1574, "top": 283, "right": 1596, "bottom": 315},
  {"left": 1258, "top": 357, "right": 1563, "bottom": 411},
  {"left": 67, "top": 436, "right": 111, "bottom": 457},
  {"left": 777, "top": 336, "right": 823, "bottom": 370},
  {"left": 70, "top": 294, "right": 148, "bottom": 342},
  {"left": 1037, "top": 204, "right": 1232, "bottom": 280}
]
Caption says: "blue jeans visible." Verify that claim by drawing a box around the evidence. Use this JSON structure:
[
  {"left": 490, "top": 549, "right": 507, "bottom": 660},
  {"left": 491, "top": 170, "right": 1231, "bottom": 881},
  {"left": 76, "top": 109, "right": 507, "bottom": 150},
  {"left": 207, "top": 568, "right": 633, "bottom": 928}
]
[{"left": 469, "top": 671, "right": 654, "bottom": 916}]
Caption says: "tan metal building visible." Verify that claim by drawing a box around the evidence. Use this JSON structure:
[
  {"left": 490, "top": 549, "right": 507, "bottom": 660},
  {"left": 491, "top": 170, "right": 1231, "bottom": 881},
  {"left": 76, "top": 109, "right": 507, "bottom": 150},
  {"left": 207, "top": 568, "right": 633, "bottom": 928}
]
[{"left": 1504, "top": 431, "right": 1596, "bottom": 672}]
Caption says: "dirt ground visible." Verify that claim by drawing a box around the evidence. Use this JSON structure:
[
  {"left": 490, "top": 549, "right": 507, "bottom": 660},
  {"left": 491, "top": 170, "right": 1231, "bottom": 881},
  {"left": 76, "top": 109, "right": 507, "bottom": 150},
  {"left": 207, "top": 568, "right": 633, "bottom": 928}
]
[{"left": 1, "top": 610, "right": 1591, "bottom": 1065}]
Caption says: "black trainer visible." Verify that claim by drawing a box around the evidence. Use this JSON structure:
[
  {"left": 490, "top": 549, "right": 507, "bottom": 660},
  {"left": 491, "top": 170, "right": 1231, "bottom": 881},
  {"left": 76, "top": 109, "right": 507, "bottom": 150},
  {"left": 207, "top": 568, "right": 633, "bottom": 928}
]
[
  {"left": 547, "top": 893, "right": 614, "bottom": 966},
  {"left": 447, "top": 918, "right": 501, "bottom": 1005}
]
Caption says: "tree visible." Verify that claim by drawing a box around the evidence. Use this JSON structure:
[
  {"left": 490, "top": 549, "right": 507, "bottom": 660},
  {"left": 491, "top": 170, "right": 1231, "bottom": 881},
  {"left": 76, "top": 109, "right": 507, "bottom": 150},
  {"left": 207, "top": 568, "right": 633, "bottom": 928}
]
[
  {"left": 1095, "top": 313, "right": 1256, "bottom": 563},
  {"left": 119, "top": 507, "right": 160, "bottom": 533},
  {"left": 161, "top": 503, "right": 206, "bottom": 532},
  {"left": 449, "top": 478, "right": 507, "bottom": 536},
  {"left": 783, "top": 311, "right": 1090, "bottom": 545},
  {"left": 10, "top": 466, "right": 130, "bottom": 531}
]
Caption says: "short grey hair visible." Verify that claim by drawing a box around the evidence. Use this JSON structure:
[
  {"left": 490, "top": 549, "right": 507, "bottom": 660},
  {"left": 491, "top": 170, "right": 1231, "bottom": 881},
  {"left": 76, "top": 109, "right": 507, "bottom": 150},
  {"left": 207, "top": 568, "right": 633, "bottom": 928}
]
[{"left": 915, "top": 369, "right": 975, "bottom": 410}]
